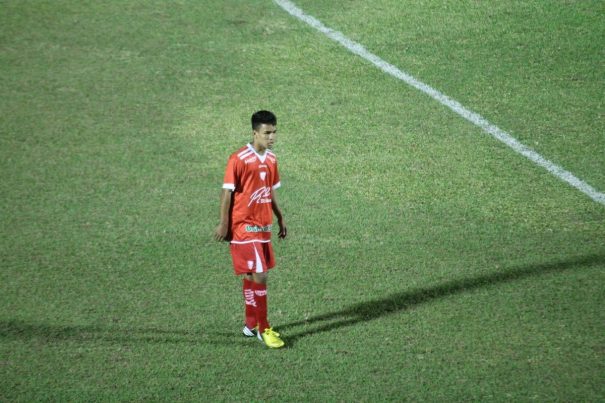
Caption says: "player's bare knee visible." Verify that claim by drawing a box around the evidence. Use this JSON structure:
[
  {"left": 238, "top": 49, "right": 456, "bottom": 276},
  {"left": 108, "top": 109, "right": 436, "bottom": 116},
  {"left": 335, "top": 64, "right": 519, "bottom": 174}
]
[{"left": 252, "top": 272, "right": 268, "bottom": 284}]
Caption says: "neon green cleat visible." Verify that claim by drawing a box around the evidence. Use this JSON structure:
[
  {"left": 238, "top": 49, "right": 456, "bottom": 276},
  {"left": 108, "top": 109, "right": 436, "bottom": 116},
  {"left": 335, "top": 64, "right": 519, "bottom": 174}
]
[{"left": 258, "top": 327, "right": 285, "bottom": 348}]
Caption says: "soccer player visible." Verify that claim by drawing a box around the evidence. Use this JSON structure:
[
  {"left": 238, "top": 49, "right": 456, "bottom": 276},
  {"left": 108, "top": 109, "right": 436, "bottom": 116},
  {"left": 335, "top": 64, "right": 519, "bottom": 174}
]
[{"left": 214, "top": 110, "right": 287, "bottom": 349}]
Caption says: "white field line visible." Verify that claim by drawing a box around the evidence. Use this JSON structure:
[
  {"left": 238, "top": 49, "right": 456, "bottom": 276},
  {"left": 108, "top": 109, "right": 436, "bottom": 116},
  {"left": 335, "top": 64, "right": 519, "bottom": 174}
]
[{"left": 274, "top": 0, "right": 605, "bottom": 206}]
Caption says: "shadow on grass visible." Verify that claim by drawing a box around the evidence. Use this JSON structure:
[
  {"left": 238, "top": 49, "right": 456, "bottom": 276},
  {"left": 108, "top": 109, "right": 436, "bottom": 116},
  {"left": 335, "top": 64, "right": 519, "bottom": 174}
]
[
  {"left": 3, "top": 254, "right": 603, "bottom": 348},
  {"left": 279, "top": 253, "right": 605, "bottom": 345}
]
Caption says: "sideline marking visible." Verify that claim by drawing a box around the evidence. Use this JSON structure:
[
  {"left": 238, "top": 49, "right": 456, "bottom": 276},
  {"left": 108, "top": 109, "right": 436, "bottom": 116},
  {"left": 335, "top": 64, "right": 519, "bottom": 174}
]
[{"left": 274, "top": 0, "right": 605, "bottom": 206}]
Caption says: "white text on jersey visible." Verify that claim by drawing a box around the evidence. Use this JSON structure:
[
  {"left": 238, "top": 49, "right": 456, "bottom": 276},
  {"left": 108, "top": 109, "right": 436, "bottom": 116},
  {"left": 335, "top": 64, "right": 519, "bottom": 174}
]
[{"left": 248, "top": 186, "right": 272, "bottom": 207}]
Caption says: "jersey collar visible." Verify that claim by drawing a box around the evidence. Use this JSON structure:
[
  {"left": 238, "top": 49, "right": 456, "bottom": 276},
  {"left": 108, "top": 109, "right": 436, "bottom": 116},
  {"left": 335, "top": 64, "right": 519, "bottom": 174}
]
[{"left": 247, "top": 143, "right": 268, "bottom": 163}]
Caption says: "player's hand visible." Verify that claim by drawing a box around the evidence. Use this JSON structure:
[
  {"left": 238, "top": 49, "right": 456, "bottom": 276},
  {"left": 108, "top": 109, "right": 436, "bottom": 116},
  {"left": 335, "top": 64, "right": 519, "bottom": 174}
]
[
  {"left": 277, "top": 219, "right": 287, "bottom": 239},
  {"left": 214, "top": 223, "right": 229, "bottom": 241}
]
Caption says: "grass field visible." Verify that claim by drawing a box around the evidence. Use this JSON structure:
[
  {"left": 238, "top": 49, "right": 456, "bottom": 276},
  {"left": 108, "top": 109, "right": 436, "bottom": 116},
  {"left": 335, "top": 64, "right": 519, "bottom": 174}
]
[{"left": 1, "top": 0, "right": 604, "bottom": 401}]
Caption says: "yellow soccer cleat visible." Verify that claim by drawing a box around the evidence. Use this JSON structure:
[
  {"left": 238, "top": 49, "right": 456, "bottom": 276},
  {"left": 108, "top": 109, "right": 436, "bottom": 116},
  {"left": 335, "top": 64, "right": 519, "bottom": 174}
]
[{"left": 258, "top": 327, "right": 285, "bottom": 348}]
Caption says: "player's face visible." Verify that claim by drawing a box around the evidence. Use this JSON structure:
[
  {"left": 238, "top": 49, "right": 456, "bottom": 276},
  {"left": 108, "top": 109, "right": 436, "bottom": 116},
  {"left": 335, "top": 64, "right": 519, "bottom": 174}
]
[{"left": 253, "top": 124, "right": 277, "bottom": 151}]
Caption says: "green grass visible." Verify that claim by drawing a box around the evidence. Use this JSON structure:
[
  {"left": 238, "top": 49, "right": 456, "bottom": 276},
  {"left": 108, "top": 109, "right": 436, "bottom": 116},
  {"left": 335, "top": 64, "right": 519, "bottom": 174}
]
[{"left": 1, "top": 0, "right": 604, "bottom": 401}]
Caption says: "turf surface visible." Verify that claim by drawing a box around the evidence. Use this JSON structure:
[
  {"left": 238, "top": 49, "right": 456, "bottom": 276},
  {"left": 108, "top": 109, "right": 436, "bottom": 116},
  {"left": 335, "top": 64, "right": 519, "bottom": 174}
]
[{"left": 1, "top": 1, "right": 603, "bottom": 401}]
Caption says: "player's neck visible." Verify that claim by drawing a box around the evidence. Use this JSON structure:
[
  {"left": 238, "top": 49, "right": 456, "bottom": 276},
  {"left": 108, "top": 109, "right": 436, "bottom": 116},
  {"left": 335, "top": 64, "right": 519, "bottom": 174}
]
[{"left": 250, "top": 141, "right": 266, "bottom": 155}]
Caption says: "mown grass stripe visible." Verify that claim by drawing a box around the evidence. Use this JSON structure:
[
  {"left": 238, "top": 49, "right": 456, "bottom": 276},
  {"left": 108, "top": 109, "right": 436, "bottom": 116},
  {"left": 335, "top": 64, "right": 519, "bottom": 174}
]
[{"left": 274, "top": 0, "right": 605, "bottom": 206}]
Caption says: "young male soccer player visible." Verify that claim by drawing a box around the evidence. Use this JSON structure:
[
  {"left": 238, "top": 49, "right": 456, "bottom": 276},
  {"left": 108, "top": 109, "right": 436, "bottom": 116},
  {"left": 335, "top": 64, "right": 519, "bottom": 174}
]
[{"left": 214, "top": 110, "right": 287, "bottom": 349}]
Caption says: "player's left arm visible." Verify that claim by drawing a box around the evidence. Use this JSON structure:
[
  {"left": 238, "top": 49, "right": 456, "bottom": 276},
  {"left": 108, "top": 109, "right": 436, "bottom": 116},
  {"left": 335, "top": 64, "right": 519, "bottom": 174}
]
[{"left": 271, "top": 190, "right": 287, "bottom": 239}]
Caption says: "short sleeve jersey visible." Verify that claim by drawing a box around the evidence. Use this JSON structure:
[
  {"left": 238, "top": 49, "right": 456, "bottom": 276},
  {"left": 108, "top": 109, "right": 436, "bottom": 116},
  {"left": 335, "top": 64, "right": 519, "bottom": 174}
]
[{"left": 222, "top": 144, "right": 281, "bottom": 243}]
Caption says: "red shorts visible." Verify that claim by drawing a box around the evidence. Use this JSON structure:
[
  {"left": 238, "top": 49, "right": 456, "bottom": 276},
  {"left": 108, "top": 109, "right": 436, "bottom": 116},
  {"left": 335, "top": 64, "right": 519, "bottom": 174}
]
[{"left": 230, "top": 242, "right": 275, "bottom": 275}]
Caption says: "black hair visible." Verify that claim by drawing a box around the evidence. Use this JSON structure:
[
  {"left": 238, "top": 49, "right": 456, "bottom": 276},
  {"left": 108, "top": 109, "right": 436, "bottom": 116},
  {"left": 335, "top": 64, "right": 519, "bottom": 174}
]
[{"left": 251, "top": 110, "right": 277, "bottom": 130}]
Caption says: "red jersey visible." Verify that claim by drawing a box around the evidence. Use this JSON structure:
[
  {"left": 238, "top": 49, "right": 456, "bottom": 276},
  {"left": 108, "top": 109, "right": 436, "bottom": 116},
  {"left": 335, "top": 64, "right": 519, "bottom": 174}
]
[{"left": 222, "top": 144, "right": 281, "bottom": 243}]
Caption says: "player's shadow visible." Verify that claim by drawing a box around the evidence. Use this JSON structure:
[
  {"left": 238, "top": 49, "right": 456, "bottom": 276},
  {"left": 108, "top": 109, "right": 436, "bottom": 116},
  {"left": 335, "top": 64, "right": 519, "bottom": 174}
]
[
  {"left": 279, "top": 253, "right": 605, "bottom": 344},
  {"left": 4, "top": 254, "right": 602, "bottom": 348}
]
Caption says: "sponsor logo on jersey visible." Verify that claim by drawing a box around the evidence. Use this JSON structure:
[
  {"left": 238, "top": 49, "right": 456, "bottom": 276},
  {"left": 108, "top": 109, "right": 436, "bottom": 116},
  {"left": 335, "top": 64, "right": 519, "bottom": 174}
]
[
  {"left": 248, "top": 186, "right": 272, "bottom": 206},
  {"left": 245, "top": 224, "right": 272, "bottom": 233}
]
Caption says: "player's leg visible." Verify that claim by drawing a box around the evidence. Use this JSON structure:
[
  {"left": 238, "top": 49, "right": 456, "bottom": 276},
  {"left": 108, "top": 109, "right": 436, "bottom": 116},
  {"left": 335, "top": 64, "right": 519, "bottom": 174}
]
[
  {"left": 242, "top": 273, "right": 257, "bottom": 337},
  {"left": 251, "top": 271, "right": 269, "bottom": 333},
  {"left": 230, "top": 244, "right": 259, "bottom": 337},
  {"left": 251, "top": 243, "right": 284, "bottom": 348},
  {"left": 231, "top": 242, "right": 283, "bottom": 347}
]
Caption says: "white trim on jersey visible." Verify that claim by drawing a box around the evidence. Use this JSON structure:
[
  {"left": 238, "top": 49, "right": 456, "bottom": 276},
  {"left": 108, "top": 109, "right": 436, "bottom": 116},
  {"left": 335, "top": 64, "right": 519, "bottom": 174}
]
[
  {"left": 223, "top": 183, "right": 236, "bottom": 190},
  {"left": 253, "top": 243, "right": 264, "bottom": 273},
  {"left": 231, "top": 239, "right": 271, "bottom": 244},
  {"left": 237, "top": 148, "right": 250, "bottom": 156},
  {"left": 238, "top": 149, "right": 254, "bottom": 161},
  {"left": 246, "top": 143, "right": 269, "bottom": 163},
  {"left": 272, "top": 181, "right": 281, "bottom": 190}
]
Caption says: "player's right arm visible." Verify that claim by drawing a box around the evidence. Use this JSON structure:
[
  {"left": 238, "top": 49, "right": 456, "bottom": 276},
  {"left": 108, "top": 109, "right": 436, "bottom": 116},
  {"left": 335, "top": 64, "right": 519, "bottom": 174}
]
[
  {"left": 214, "top": 188, "right": 233, "bottom": 241},
  {"left": 215, "top": 153, "right": 240, "bottom": 241}
]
